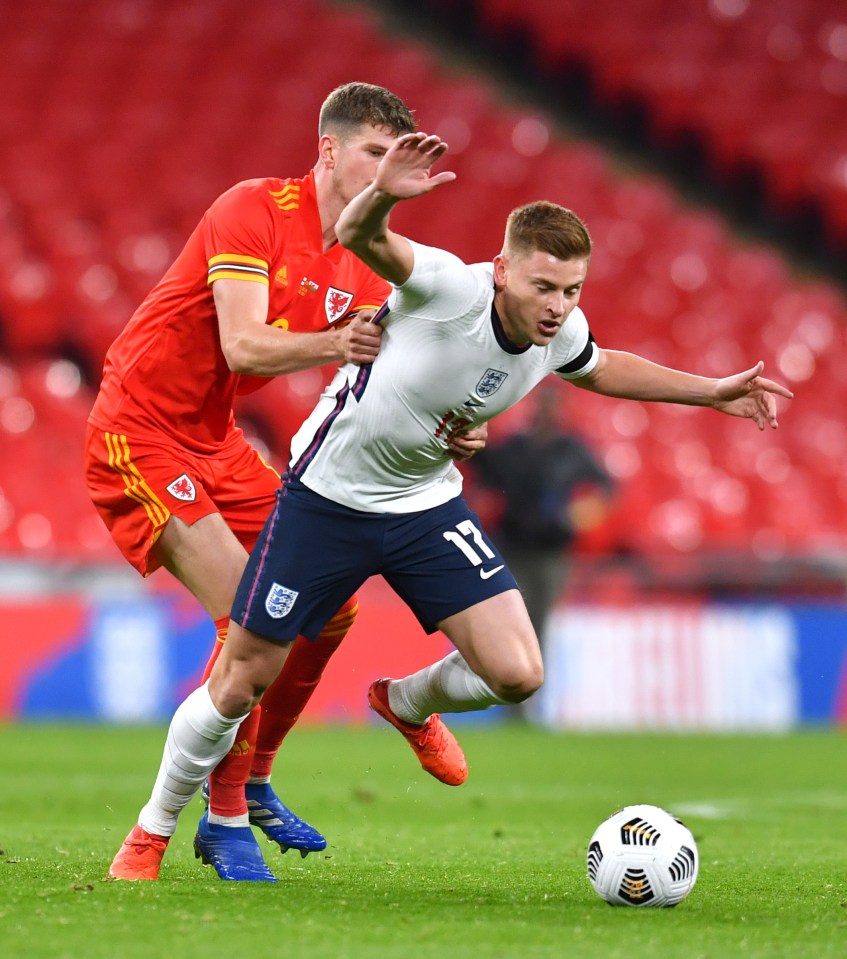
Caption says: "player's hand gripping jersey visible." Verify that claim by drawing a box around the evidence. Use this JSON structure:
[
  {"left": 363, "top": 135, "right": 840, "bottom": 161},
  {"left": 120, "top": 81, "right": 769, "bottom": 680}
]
[
  {"left": 89, "top": 171, "right": 388, "bottom": 453},
  {"left": 288, "top": 242, "right": 599, "bottom": 513}
]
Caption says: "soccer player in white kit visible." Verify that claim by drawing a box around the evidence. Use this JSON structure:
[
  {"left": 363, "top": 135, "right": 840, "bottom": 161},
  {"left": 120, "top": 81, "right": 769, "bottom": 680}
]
[{"left": 124, "top": 133, "right": 793, "bottom": 870}]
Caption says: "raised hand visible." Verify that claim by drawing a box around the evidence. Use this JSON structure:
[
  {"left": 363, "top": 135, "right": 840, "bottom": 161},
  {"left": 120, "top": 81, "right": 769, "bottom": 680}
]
[
  {"left": 712, "top": 361, "right": 794, "bottom": 430},
  {"left": 374, "top": 132, "right": 457, "bottom": 201},
  {"left": 336, "top": 132, "right": 457, "bottom": 287}
]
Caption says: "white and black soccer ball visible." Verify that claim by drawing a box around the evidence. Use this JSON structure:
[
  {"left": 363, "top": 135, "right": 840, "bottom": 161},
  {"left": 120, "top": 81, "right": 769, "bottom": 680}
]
[{"left": 586, "top": 804, "right": 699, "bottom": 907}]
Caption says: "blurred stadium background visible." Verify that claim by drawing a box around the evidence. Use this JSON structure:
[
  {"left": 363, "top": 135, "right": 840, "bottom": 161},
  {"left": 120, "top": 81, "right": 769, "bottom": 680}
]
[{"left": 2, "top": 0, "right": 846, "bottom": 732}]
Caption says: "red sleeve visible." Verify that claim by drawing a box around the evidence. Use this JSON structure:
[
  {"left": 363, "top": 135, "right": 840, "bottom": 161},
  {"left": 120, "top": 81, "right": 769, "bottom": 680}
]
[{"left": 203, "top": 180, "right": 278, "bottom": 286}]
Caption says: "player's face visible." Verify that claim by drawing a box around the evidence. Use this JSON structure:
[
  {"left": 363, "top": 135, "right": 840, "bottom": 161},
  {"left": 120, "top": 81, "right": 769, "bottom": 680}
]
[
  {"left": 328, "top": 124, "right": 400, "bottom": 205},
  {"left": 494, "top": 250, "right": 589, "bottom": 347}
]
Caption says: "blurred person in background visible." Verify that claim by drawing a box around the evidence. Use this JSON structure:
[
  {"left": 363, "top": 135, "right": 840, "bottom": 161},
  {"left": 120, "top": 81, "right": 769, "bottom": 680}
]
[
  {"left": 115, "top": 132, "right": 793, "bottom": 879},
  {"left": 87, "top": 83, "right": 482, "bottom": 883},
  {"left": 471, "top": 384, "right": 615, "bottom": 717}
]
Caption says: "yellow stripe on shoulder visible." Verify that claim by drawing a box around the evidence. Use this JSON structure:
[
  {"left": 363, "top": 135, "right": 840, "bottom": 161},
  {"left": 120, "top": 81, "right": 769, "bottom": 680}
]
[{"left": 268, "top": 185, "right": 300, "bottom": 198}]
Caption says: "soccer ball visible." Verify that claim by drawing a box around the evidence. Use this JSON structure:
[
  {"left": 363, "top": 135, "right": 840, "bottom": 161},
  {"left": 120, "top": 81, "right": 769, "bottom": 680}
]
[{"left": 586, "top": 804, "right": 699, "bottom": 907}]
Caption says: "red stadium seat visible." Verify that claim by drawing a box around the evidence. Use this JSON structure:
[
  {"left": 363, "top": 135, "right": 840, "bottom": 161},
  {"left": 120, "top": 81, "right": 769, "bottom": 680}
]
[
  {"left": 1, "top": 0, "right": 846, "bottom": 570},
  {"left": 472, "top": 0, "right": 847, "bottom": 257}
]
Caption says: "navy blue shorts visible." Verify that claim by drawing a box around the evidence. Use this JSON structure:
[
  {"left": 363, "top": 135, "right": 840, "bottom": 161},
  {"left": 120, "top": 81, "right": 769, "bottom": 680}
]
[{"left": 232, "top": 480, "right": 518, "bottom": 645}]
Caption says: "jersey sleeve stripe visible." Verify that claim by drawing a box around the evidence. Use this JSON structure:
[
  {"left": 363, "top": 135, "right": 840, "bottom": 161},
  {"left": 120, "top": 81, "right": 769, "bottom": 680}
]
[
  {"left": 209, "top": 253, "right": 268, "bottom": 268},
  {"left": 208, "top": 253, "right": 270, "bottom": 286},
  {"left": 351, "top": 303, "right": 385, "bottom": 313},
  {"left": 207, "top": 268, "right": 270, "bottom": 286},
  {"left": 556, "top": 333, "right": 598, "bottom": 377}
]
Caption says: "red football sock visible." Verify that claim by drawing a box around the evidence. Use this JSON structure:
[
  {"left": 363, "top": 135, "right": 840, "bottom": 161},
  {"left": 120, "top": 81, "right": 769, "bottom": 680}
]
[
  {"left": 250, "top": 596, "right": 358, "bottom": 780},
  {"left": 204, "top": 616, "right": 258, "bottom": 819},
  {"left": 200, "top": 616, "right": 228, "bottom": 683},
  {"left": 207, "top": 705, "right": 260, "bottom": 818}
]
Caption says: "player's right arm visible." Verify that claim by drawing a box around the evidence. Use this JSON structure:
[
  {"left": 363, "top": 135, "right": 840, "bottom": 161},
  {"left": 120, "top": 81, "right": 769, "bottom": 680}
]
[
  {"left": 336, "top": 133, "right": 456, "bottom": 287},
  {"left": 214, "top": 279, "right": 381, "bottom": 376}
]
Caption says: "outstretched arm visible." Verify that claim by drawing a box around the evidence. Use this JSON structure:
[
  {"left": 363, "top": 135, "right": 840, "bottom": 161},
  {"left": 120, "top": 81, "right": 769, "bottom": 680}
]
[
  {"left": 336, "top": 132, "right": 456, "bottom": 286},
  {"left": 574, "top": 350, "right": 794, "bottom": 430}
]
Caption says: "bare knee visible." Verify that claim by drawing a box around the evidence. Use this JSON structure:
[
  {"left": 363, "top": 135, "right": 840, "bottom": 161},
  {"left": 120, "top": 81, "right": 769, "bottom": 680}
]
[
  {"left": 487, "top": 658, "right": 544, "bottom": 704},
  {"left": 207, "top": 648, "right": 273, "bottom": 718},
  {"left": 207, "top": 623, "right": 292, "bottom": 718},
  {"left": 440, "top": 592, "right": 545, "bottom": 704},
  {"left": 208, "top": 670, "right": 266, "bottom": 718}
]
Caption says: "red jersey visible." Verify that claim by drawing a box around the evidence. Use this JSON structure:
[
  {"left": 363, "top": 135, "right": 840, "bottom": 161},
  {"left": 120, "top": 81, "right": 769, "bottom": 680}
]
[{"left": 89, "top": 171, "right": 389, "bottom": 453}]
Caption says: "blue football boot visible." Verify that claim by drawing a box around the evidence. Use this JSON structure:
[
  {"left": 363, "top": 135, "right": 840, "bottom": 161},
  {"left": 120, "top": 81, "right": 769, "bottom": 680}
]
[
  {"left": 200, "top": 781, "right": 327, "bottom": 858},
  {"left": 193, "top": 811, "right": 278, "bottom": 882},
  {"left": 246, "top": 782, "right": 327, "bottom": 858}
]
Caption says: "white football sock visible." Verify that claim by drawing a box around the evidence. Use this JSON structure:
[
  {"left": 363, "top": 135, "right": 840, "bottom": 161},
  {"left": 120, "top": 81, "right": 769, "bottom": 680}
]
[
  {"left": 387, "top": 651, "right": 509, "bottom": 723},
  {"left": 138, "top": 683, "right": 248, "bottom": 837}
]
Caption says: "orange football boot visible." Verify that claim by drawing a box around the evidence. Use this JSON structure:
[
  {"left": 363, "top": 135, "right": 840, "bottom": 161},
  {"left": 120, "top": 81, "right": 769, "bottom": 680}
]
[
  {"left": 109, "top": 824, "right": 170, "bottom": 880},
  {"left": 367, "top": 678, "right": 468, "bottom": 786}
]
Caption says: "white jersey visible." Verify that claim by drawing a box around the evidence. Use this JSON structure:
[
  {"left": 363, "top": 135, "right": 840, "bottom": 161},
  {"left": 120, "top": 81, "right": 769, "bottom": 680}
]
[{"left": 288, "top": 241, "right": 599, "bottom": 513}]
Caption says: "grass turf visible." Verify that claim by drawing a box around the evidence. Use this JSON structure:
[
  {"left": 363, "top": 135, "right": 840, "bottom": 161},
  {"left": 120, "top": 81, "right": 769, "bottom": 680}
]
[{"left": 0, "top": 723, "right": 845, "bottom": 959}]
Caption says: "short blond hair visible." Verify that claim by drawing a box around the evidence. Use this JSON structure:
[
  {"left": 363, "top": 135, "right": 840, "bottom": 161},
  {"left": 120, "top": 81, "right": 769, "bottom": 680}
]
[{"left": 504, "top": 201, "right": 592, "bottom": 261}]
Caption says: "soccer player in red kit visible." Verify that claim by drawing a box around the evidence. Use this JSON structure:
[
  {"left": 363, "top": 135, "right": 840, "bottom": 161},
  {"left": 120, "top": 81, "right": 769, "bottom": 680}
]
[{"left": 87, "top": 83, "right": 472, "bottom": 883}]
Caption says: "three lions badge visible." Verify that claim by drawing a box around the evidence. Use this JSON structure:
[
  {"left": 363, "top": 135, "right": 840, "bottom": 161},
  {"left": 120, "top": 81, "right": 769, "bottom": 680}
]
[{"left": 265, "top": 583, "right": 299, "bottom": 619}]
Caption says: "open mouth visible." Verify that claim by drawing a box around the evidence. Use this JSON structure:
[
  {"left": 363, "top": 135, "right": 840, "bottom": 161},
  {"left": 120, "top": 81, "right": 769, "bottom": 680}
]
[{"left": 538, "top": 320, "right": 560, "bottom": 335}]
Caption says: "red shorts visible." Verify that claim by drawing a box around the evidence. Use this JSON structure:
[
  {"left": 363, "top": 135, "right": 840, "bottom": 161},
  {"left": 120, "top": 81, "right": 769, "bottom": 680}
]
[{"left": 84, "top": 424, "right": 280, "bottom": 576}]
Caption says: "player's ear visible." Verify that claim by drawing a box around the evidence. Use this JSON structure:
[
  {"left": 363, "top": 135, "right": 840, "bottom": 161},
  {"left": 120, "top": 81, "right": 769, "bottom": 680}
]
[
  {"left": 493, "top": 254, "right": 508, "bottom": 286},
  {"left": 318, "top": 134, "right": 337, "bottom": 169}
]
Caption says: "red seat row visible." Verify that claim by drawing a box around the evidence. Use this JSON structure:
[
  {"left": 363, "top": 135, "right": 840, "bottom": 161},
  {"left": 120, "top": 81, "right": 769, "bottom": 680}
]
[
  {"left": 0, "top": 0, "right": 845, "bottom": 567},
  {"left": 472, "top": 0, "right": 847, "bottom": 251}
]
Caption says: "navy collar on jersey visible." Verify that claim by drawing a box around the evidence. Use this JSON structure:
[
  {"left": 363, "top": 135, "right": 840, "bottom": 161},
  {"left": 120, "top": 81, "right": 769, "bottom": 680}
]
[{"left": 490, "top": 301, "right": 532, "bottom": 355}]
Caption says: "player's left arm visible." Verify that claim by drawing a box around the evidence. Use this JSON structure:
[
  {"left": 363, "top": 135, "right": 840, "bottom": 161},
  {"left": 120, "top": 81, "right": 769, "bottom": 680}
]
[
  {"left": 336, "top": 133, "right": 456, "bottom": 286},
  {"left": 573, "top": 349, "right": 794, "bottom": 430}
]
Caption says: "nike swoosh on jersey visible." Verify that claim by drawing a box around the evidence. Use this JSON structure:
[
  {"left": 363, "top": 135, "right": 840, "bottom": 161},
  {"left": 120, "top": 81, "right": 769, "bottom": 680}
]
[{"left": 479, "top": 565, "right": 505, "bottom": 579}]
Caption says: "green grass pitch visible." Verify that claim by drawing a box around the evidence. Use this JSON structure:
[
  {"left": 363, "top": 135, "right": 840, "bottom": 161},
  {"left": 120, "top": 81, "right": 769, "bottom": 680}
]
[{"left": 1, "top": 723, "right": 845, "bottom": 959}]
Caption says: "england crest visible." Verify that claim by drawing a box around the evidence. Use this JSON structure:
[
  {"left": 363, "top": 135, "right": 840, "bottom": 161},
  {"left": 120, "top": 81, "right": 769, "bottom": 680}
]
[
  {"left": 265, "top": 583, "right": 299, "bottom": 619},
  {"left": 325, "top": 286, "right": 354, "bottom": 324},
  {"left": 476, "top": 368, "right": 508, "bottom": 397},
  {"left": 166, "top": 473, "right": 196, "bottom": 502}
]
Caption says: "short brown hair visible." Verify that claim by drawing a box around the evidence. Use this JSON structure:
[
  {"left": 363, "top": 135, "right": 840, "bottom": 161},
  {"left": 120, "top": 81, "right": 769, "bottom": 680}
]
[
  {"left": 319, "top": 82, "right": 416, "bottom": 138},
  {"left": 504, "top": 201, "right": 592, "bottom": 261}
]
